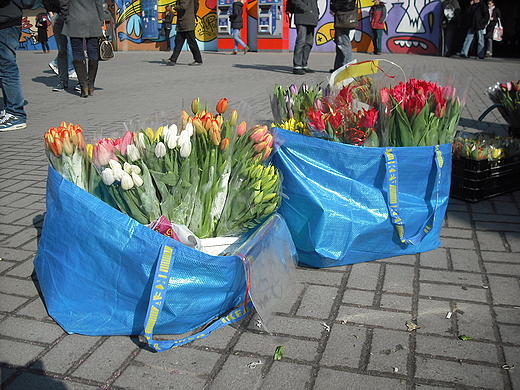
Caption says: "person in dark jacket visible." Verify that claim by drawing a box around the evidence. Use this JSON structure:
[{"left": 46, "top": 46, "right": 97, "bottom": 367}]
[
  {"left": 163, "top": 0, "right": 203, "bottom": 66},
  {"left": 441, "top": 0, "right": 461, "bottom": 57},
  {"left": 36, "top": 14, "right": 50, "bottom": 53},
  {"left": 291, "top": 0, "right": 319, "bottom": 75},
  {"left": 369, "top": 0, "right": 387, "bottom": 55},
  {"left": 484, "top": 0, "right": 501, "bottom": 57},
  {"left": 0, "top": 0, "right": 35, "bottom": 131},
  {"left": 60, "top": 0, "right": 105, "bottom": 97},
  {"left": 229, "top": 0, "right": 249, "bottom": 54},
  {"left": 330, "top": 0, "right": 356, "bottom": 72},
  {"left": 457, "top": 0, "right": 489, "bottom": 59},
  {"left": 161, "top": 4, "right": 174, "bottom": 51}
]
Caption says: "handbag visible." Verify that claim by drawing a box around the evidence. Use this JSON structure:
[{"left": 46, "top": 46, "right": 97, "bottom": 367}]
[
  {"left": 272, "top": 128, "right": 452, "bottom": 268},
  {"left": 34, "top": 166, "right": 296, "bottom": 352},
  {"left": 98, "top": 27, "right": 114, "bottom": 61},
  {"left": 334, "top": 1, "right": 359, "bottom": 30},
  {"left": 493, "top": 18, "right": 503, "bottom": 42}
]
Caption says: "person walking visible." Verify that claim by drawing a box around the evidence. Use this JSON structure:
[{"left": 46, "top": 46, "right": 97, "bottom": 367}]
[
  {"left": 60, "top": 0, "right": 105, "bottom": 97},
  {"left": 0, "top": 0, "right": 35, "bottom": 132},
  {"left": 441, "top": 0, "right": 461, "bottom": 57},
  {"left": 330, "top": 0, "right": 356, "bottom": 72},
  {"left": 291, "top": 0, "right": 319, "bottom": 75},
  {"left": 36, "top": 14, "right": 50, "bottom": 53},
  {"left": 369, "top": 0, "right": 386, "bottom": 55},
  {"left": 161, "top": 4, "right": 174, "bottom": 51},
  {"left": 484, "top": 0, "right": 501, "bottom": 58},
  {"left": 43, "top": 0, "right": 73, "bottom": 92},
  {"left": 457, "top": 0, "right": 489, "bottom": 59},
  {"left": 162, "top": 0, "right": 203, "bottom": 66},
  {"left": 229, "top": 0, "right": 249, "bottom": 55}
]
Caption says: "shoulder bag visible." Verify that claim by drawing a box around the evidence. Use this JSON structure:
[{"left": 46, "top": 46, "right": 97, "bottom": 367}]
[{"left": 334, "top": 0, "right": 359, "bottom": 29}]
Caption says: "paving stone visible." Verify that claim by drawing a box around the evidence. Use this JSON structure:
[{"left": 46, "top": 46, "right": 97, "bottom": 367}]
[
  {"left": 314, "top": 368, "right": 408, "bottom": 389},
  {"left": 505, "top": 232, "right": 520, "bottom": 252},
  {"left": 4, "top": 373, "right": 99, "bottom": 390},
  {"left": 0, "top": 248, "right": 34, "bottom": 262},
  {"left": 383, "top": 264, "right": 414, "bottom": 294},
  {"left": 342, "top": 289, "right": 375, "bottom": 307},
  {"left": 190, "top": 321, "right": 238, "bottom": 350},
  {"left": 346, "top": 262, "right": 381, "bottom": 290},
  {"left": 257, "top": 361, "right": 312, "bottom": 389},
  {"left": 503, "top": 345, "right": 520, "bottom": 389},
  {"left": 473, "top": 214, "right": 520, "bottom": 223},
  {"left": 273, "top": 282, "right": 305, "bottom": 314},
  {"left": 419, "top": 248, "right": 448, "bottom": 269},
  {"left": 208, "top": 354, "right": 266, "bottom": 389},
  {"left": 444, "top": 211, "right": 472, "bottom": 229},
  {"left": 0, "top": 316, "right": 64, "bottom": 344},
  {"left": 475, "top": 221, "right": 520, "bottom": 232},
  {"left": 439, "top": 228, "right": 473, "bottom": 239},
  {"left": 485, "top": 261, "right": 520, "bottom": 276},
  {"left": 488, "top": 275, "right": 520, "bottom": 306},
  {"left": 6, "top": 259, "right": 35, "bottom": 278},
  {"left": 481, "top": 251, "right": 520, "bottom": 263},
  {"left": 416, "top": 299, "right": 454, "bottom": 337},
  {"left": 14, "top": 297, "right": 52, "bottom": 320},
  {"left": 497, "top": 323, "right": 520, "bottom": 345},
  {"left": 476, "top": 230, "right": 509, "bottom": 252},
  {"left": 297, "top": 285, "right": 337, "bottom": 318},
  {"left": 415, "top": 334, "right": 499, "bottom": 363},
  {"left": 439, "top": 237, "right": 475, "bottom": 250},
  {"left": 469, "top": 201, "right": 494, "bottom": 214},
  {"left": 380, "top": 255, "right": 416, "bottom": 266},
  {"left": 0, "top": 339, "right": 45, "bottom": 366},
  {"left": 70, "top": 336, "right": 139, "bottom": 382},
  {"left": 419, "top": 268, "right": 483, "bottom": 286},
  {"left": 415, "top": 356, "right": 504, "bottom": 388},
  {"left": 234, "top": 331, "right": 319, "bottom": 362},
  {"left": 379, "top": 294, "right": 412, "bottom": 311},
  {"left": 0, "top": 292, "right": 29, "bottom": 312},
  {"left": 295, "top": 268, "right": 343, "bottom": 286},
  {"left": 494, "top": 306, "right": 520, "bottom": 325},
  {"left": 419, "top": 282, "right": 488, "bottom": 303},
  {"left": 449, "top": 248, "right": 481, "bottom": 272},
  {"left": 257, "top": 316, "right": 324, "bottom": 339},
  {"left": 320, "top": 325, "right": 365, "bottom": 367},
  {"left": 1, "top": 228, "right": 39, "bottom": 249},
  {"left": 455, "top": 302, "right": 497, "bottom": 341},
  {"left": 336, "top": 306, "right": 410, "bottom": 330},
  {"left": 367, "top": 328, "right": 409, "bottom": 375}
]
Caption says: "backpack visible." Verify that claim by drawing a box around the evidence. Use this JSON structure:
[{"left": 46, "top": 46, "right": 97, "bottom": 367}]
[{"left": 444, "top": 4, "right": 455, "bottom": 22}]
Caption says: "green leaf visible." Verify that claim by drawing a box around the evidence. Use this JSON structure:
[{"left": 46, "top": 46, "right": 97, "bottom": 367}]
[
  {"left": 459, "top": 334, "right": 473, "bottom": 341},
  {"left": 273, "top": 346, "right": 285, "bottom": 360}
]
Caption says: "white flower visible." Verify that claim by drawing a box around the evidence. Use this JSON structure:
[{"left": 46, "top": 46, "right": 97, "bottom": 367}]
[
  {"left": 178, "top": 129, "right": 192, "bottom": 158},
  {"left": 164, "top": 131, "right": 178, "bottom": 149},
  {"left": 136, "top": 132, "right": 146, "bottom": 149},
  {"left": 185, "top": 122, "right": 194, "bottom": 137},
  {"left": 131, "top": 172, "right": 144, "bottom": 187},
  {"left": 112, "top": 168, "right": 124, "bottom": 182},
  {"left": 108, "top": 159, "right": 122, "bottom": 172},
  {"left": 100, "top": 168, "right": 115, "bottom": 185},
  {"left": 126, "top": 144, "right": 141, "bottom": 162},
  {"left": 120, "top": 172, "right": 134, "bottom": 190},
  {"left": 155, "top": 142, "right": 167, "bottom": 158}
]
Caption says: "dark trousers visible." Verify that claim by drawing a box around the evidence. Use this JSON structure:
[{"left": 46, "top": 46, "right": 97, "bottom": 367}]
[
  {"left": 169, "top": 31, "right": 203, "bottom": 63},
  {"left": 70, "top": 37, "right": 99, "bottom": 61},
  {"left": 52, "top": 14, "right": 69, "bottom": 85}
]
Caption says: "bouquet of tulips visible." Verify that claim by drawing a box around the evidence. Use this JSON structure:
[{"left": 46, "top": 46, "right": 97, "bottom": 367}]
[
  {"left": 487, "top": 80, "right": 520, "bottom": 130},
  {"left": 452, "top": 132, "right": 520, "bottom": 161},
  {"left": 44, "top": 99, "right": 283, "bottom": 239}
]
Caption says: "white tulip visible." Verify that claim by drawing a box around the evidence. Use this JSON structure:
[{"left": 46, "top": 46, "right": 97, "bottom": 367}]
[
  {"left": 136, "top": 132, "right": 146, "bottom": 149},
  {"left": 155, "top": 142, "right": 167, "bottom": 158},
  {"left": 121, "top": 172, "right": 134, "bottom": 190},
  {"left": 185, "top": 122, "right": 194, "bottom": 137},
  {"left": 132, "top": 172, "right": 144, "bottom": 187},
  {"left": 108, "top": 159, "right": 122, "bottom": 172},
  {"left": 179, "top": 130, "right": 192, "bottom": 158},
  {"left": 126, "top": 144, "right": 141, "bottom": 162},
  {"left": 164, "top": 131, "right": 178, "bottom": 149},
  {"left": 101, "top": 168, "right": 115, "bottom": 185},
  {"left": 112, "top": 168, "right": 124, "bottom": 182}
]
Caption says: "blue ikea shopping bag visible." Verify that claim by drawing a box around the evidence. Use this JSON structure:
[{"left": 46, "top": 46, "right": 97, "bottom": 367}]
[
  {"left": 34, "top": 166, "right": 296, "bottom": 351},
  {"left": 272, "top": 128, "right": 452, "bottom": 268}
]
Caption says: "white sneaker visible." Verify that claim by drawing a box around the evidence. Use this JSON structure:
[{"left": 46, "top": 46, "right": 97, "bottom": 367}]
[
  {"left": 68, "top": 69, "right": 78, "bottom": 80},
  {"left": 48, "top": 62, "right": 59, "bottom": 76},
  {"left": 0, "top": 113, "right": 27, "bottom": 132}
]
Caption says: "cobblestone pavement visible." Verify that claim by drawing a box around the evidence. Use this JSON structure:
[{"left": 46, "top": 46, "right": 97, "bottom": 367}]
[{"left": 1, "top": 49, "right": 519, "bottom": 390}]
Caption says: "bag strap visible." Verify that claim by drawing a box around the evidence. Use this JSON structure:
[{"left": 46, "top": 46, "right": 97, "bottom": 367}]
[
  {"left": 143, "top": 245, "right": 252, "bottom": 352},
  {"left": 383, "top": 146, "right": 444, "bottom": 245}
]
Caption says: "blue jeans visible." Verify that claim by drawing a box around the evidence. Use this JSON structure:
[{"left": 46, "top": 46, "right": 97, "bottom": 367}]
[
  {"left": 232, "top": 28, "right": 246, "bottom": 51},
  {"left": 461, "top": 28, "right": 485, "bottom": 58},
  {"left": 0, "top": 26, "right": 26, "bottom": 121},
  {"left": 293, "top": 24, "right": 315, "bottom": 69},
  {"left": 52, "top": 14, "right": 69, "bottom": 84},
  {"left": 333, "top": 28, "right": 352, "bottom": 70}
]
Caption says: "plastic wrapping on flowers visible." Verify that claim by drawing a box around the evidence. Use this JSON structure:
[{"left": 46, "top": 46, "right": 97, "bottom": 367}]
[
  {"left": 452, "top": 131, "right": 520, "bottom": 161},
  {"left": 272, "top": 60, "right": 472, "bottom": 148},
  {"left": 487, "top": 80, "right": 520, "bottom": 130},
  {"left": 42, "top": 99, "right": 284, "bottom": 243}
]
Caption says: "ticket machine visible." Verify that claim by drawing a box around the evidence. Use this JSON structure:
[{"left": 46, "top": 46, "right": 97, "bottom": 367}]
[
  {"left": 141, "top": 0, "right": 159, "bottom": 39},
  {"left": 255, "top": 0, "right": 289, "bottom": 51}
]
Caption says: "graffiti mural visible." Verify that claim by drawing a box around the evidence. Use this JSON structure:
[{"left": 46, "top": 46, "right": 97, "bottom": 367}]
[{"left": 293, "top": 0, "right": 442, "bottom": 55}]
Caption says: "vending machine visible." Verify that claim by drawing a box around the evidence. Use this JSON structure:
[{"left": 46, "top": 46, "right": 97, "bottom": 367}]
[
  {"left": 141, "top": 0, "right": 159, "bottom": 39},
  {"left": 255, "top": 0, "right": 289, "bottom": 51},
  {"left": 217, "top": 0, "right": 248, "bottom": 51}
]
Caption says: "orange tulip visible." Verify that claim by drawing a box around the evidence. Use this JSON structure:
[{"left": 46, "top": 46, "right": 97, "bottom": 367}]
[
  {"left": 237, "top": 121, "right": 247, "bottom": 136},
  {"left": 216, "top": 98, "right": 228, "bottom": 114},
  {"left": 221, "top": 137, "right": 230, "bottom": 150},
  {"left": 210, "top": 127, "right": 221, "bottom": 146}
]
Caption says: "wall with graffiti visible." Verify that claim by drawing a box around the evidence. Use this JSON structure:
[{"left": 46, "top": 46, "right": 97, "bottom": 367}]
[{"left": 19, "top": 0, "right": 443, "bottom": 55}]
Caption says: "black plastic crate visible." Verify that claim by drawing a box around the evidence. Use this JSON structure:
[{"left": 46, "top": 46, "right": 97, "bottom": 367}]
[{"left": 451, "top": 156, "right": 520, "bottom": 202}]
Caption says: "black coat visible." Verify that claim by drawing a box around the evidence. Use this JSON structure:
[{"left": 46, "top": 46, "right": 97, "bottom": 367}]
[
  {"left": 229, "top": 1, "right": 243, "bottom": 29},
  {"left": 292, "top": 0, "right": 319, "bottom": 27},
  {"left": 465, "top": 1, "right": 489, "bottom": 31},
  {"left": 485, "top": 6, "right": 501, "bottom": 38}
]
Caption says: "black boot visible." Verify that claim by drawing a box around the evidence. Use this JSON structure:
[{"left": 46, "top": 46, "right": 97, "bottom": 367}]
[
  {"left": 87, "top": 59, "right": 99, "bottom": 96},
  {"left": 72, "top": 59, "right": 88, "bottom": 98}
]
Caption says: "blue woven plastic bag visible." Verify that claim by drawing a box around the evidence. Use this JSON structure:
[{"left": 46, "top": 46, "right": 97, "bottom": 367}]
[
  {"left": 34, "top": 166, "right": 296, "bottom": 351},
  {"left": 272, "top": 128, "right": 452, "bottom": 268}
]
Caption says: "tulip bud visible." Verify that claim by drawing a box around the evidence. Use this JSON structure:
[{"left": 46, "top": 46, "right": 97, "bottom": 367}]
[
  {"left": 145, "top": 127, "right": 155, "bottom": 141},
  {"left": 185, "top": 122, "right": 194, "bottom": 137},
  {"left": 120, "top": 172, "right": 134, "bottom": 190},
  {"left": 249, "top": 125, "right": 269, "bottom": 142},
  {"left": 215, "top": 114, "right": 224, "bottom": 127},
  {"left": 179, "top": 130, "right": 192, "bottom": 157},
  {"left": 109, "top": 159, "right": 123, "bottom": 172},
  {"left": 210, "top": 128, "right": 221, "bottom": 146},
  {"left": 76, "top": 131, "right": 86, "bottom": 150},
  {"left": 155, "top": 142, "right": 167, "bottom": 158},
  {"left": 237, "top": 121, "right": 247, "bottom": 136},
  {"left": 262, "top": 146, "right": 273, "bottom": 160},
  {"left": 192, "top": 117, "right": 206, "bottom": 135},
  {"left": 101, "top": 168, "right": 115, "bottom": 185},
  {"left": 126, "top": 144, "right": 141, "bottom": 162},
  {"left": 164, "top": 131, "right": 178, "bottom": 149},
  {"left": 86, "top": 143, "right": 93, "bottom": 159},
  {"left": 136, "top": 132, "right": 146, "bottom": 149},
  {"left": 181, "top": 110, "right": 190, "bottom": 128},
  {"left": 154, "top": 126, "right": 163, "bottom": 142},
  {"left": 229, "top": 109, "right": 238, "bottom": 126},
  {"left": 221, "top": 137, "right": 230, "bottom": 150},
  {"left": 191, "top": 97, "right": 200, "bottom": 114},
  {"left": 131, "top": 172, "right": 144, "bottom": 187},
  {"left": 51, "top": 138, "right": 63, "bottom": 156},
  {"left": 253, "top": 141, "right": 268, "bottom": 153},
  {"left": 216, "top": 98, "right": 228, "bottom": 114},
  {"left": 62, "top": 138, "right": 74, "bottom": 155}
]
